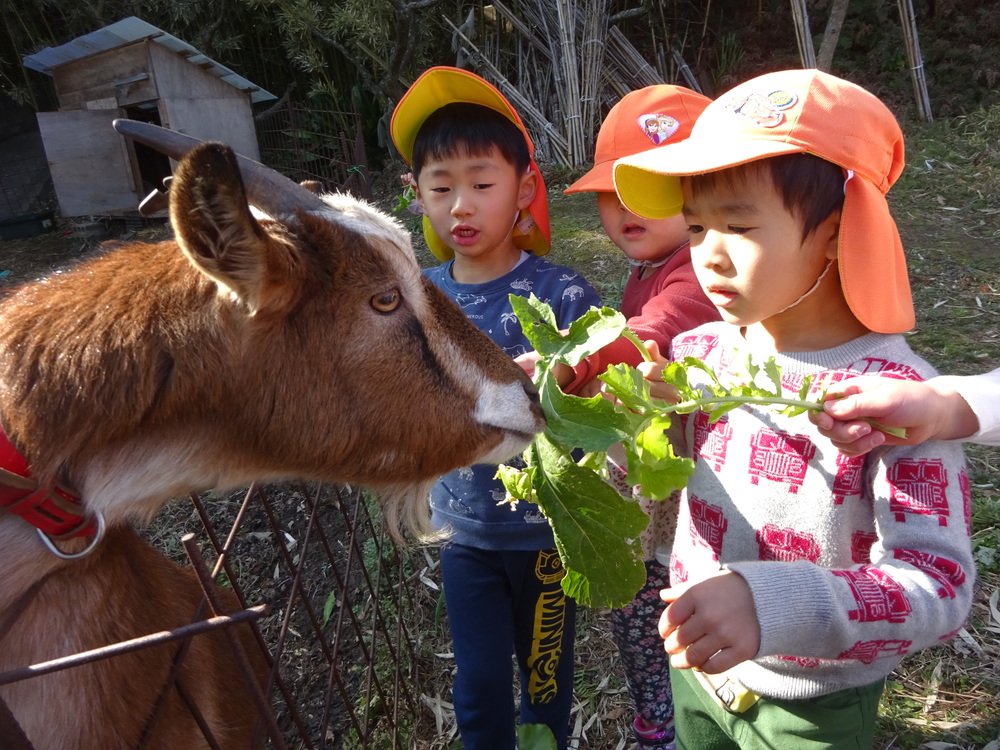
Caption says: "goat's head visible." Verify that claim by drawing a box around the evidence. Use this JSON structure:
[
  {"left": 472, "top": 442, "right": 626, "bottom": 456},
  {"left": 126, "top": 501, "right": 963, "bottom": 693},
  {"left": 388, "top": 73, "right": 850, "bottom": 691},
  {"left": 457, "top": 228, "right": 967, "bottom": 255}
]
[{"left": 0, "top": 122, "right": 544, "bottom": 543}]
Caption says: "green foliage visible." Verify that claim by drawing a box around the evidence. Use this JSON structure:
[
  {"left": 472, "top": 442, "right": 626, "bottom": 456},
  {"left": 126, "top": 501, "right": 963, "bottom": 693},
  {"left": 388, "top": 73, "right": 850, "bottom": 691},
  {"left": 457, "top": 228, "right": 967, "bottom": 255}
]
[
  {"left": 712, "top": 31, "right": 745, "bottom": 87},
  {"left": 393, "top": 184, "right": 416, "bottom": 213},
  {"left": 499, "top": 294, "right": 843, "bottom": 609},
  {"left": 517, "top": 723, "right": 557, "bottom": 750}
]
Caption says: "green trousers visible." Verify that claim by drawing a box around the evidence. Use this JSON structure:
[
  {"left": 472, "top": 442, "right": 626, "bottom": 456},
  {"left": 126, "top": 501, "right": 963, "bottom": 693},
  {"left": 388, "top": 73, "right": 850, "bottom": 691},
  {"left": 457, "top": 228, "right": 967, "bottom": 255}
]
[{"left": 671, "top": 664, "right": 883, "bottom": 750}]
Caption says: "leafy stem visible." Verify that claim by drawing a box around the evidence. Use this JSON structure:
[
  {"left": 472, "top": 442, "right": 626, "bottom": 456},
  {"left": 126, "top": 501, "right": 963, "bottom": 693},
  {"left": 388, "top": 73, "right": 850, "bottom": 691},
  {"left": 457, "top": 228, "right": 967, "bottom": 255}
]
[
  {"left": 670, "top": 394, "right": 823, "bottom": 413},
  {"left": 621, "top": 328, "right": 654, "bottom": 362},
  {"left": 498, "top": 295, "right": 902, "bottom": 609}
]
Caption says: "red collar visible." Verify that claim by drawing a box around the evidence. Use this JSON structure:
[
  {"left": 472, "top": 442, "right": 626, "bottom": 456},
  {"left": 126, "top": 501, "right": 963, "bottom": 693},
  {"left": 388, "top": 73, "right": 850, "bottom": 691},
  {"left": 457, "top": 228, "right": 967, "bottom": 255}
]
[{"left": 0, "top": 424, "right": 98, "bottom": 541}]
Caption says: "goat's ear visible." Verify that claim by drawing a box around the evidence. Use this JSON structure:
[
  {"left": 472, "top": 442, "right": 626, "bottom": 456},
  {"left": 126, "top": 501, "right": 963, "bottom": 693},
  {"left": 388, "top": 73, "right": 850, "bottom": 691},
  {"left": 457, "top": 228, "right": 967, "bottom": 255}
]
[{"left": 170, "top": 143, "right": 287, "bottom": 312}]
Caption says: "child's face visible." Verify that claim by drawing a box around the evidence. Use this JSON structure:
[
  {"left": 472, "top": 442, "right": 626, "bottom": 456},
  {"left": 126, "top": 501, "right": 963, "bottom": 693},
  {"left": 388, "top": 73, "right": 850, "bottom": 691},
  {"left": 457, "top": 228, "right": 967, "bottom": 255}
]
[
  {"left": 597, "top": 192, "right": 689, "bottom": 265},
  {"left": 682, "top": 171, "right": 842, "bottom": 334},
  {"left": 415, "top": 145, "right": 535, "bottom": 262}
]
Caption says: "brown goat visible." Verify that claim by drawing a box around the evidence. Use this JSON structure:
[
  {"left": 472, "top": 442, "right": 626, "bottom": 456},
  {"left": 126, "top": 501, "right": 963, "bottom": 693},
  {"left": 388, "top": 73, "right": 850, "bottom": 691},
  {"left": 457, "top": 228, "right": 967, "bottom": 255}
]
[{"left": 0, "top": 123, "right": 544, "bottom": 749}]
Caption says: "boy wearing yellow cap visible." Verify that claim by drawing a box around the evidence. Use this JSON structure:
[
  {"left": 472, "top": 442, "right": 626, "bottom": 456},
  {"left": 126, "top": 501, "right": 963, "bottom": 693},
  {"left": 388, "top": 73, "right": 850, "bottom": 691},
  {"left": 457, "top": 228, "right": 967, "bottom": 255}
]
[
  {"left": 613, "top": 69, "right": 974, "bottom": 748},
  {"left": 390, "top": 66, "right": 600, "bottom": 750},
  {"left": 560, "top": 84, "right": 721, "bottom": 750}
]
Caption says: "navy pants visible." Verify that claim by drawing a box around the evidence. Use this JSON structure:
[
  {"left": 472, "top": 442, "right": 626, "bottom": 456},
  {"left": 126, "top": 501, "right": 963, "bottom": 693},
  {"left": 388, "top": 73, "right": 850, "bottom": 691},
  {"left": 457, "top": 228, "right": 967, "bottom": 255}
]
[{"left": 439, "top": 543, "right": 577, "bottom": 750}]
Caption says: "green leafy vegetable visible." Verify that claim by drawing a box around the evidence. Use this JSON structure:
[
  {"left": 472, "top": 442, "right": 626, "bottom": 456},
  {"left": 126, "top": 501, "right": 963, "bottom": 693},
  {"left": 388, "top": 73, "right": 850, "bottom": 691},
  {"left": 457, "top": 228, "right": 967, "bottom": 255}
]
[
  {"left": 500, "top": 294, "right": 871, "bottom": 609},
  {"left": 517, "top": 723, "right": 557, "bottom": 750},
  {"left": 393, "top": 184, "right": 416, "bottom": 212}
]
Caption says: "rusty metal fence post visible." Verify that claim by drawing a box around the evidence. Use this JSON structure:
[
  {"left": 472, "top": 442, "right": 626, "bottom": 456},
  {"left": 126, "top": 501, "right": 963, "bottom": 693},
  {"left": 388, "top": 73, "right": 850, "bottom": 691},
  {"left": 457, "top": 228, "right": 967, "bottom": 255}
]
[{"left": 0, "top": 481, "right": 435, "bottom": 749}]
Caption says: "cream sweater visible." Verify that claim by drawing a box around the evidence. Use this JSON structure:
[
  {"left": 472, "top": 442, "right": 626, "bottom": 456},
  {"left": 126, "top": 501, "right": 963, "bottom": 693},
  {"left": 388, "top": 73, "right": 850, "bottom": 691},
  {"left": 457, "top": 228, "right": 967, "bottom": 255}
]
[{"left": 668, "top": 323, "right": 975, "bottom": 701}]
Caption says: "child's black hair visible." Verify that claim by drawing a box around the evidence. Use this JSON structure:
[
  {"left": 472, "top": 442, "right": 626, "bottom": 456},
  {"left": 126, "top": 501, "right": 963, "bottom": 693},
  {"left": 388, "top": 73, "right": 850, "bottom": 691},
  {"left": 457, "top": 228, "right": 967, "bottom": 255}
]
[
  {"left": 685, "top": 154, "right": 845, "bottom": 241},
  {"left": 411, "top": 102, "right": 531, "bottom": 179}
]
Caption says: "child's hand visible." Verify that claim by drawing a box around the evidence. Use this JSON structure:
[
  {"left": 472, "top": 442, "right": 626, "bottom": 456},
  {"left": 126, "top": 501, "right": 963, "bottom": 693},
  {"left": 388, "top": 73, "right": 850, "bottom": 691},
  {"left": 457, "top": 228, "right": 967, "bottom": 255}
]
[
  {"left": 637, "top": 339, "right": 681, "bottom": 404},
  {"left": 809, "top": 376, "right": 978, "bottom": 456},
  {"left": 514, "top": 350, "right": 542, "bottom": 378},
  {"left": 514, "top": 351, "right": 575, "bottom": 389},
  {"left": 659, "top": 570, "right": 760, "bottom": 674}
]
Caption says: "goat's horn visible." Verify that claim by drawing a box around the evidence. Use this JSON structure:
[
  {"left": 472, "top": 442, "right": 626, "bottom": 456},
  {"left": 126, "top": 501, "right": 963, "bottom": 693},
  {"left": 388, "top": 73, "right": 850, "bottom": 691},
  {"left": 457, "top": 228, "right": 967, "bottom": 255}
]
[{"left": 112, "top": 119, "right": 327, "bottom": 216}]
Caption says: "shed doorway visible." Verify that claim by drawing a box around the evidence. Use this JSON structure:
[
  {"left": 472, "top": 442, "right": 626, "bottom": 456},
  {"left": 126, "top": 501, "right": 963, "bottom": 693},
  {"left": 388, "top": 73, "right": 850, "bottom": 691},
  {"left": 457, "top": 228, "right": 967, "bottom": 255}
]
[{"left": 121, "top": 102, "right": 172, "bottom": 196}]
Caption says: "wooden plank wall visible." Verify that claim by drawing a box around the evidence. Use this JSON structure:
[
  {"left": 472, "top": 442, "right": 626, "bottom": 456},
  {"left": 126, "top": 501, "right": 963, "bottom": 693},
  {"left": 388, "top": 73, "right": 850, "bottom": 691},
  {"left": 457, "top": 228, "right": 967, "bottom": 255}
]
[
  {"left": 150, "top": 44, "right": 260, "bottom": 160},
  {"left": 51, "top": 43, "right": 154, "bottom": 111}
]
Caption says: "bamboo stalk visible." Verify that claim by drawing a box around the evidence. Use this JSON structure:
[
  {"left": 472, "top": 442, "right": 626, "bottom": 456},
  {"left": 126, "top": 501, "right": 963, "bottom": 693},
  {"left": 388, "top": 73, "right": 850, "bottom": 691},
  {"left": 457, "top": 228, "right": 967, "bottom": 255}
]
[
  {"left": 671, "top": 47, "right": 703, "bottom": 93},
  {"left": 607, "top": 27, "right": 666, "bottom": 87},
  {"left": 897, "top": 0, "right": 933, "bottom": 121},
  {"left": 489, "top": 0, "right": 552, "bottom": 60},
  {"left": 555, "top": 0, "right": 586, "bottom": 165},
  {"left": 442, "top": 1, "right": 677, "bottom": 167},
  {"left": 443, "top": 15, "right": 571, "bottom": 165},
  {"left": 578, "top": 0, "right": 610, "bottom": 153},
  {"left": 789, "top": 0, "right": 817, "bottom": 68}
]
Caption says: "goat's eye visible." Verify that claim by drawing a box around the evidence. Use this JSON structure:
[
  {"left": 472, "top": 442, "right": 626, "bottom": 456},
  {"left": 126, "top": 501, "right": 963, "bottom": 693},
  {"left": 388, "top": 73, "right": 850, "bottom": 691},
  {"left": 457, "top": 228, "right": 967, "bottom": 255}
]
[{"left": 371, "top": 288, "right": 400, "bottom": 313}]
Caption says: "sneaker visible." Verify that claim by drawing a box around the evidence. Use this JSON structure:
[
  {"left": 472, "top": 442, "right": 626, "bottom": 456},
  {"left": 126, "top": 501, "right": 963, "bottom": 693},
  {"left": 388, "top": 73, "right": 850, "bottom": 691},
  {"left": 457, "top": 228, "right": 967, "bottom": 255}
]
[{"left": 632, "top": 715, "right": 675, "bottom": 750}]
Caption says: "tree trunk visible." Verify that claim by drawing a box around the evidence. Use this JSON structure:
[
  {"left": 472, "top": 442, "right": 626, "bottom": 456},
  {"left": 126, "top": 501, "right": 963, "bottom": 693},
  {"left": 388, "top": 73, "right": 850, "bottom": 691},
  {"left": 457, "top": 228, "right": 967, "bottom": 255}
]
[{"left": 817, "top": 0, "right": 850, "bottom": 72}]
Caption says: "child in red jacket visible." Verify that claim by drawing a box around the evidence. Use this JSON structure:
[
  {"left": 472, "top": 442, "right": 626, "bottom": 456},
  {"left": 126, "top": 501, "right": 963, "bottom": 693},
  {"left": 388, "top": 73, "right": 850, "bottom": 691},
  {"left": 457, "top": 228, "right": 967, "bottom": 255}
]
[
  {"left": 559, "top": 86, "right": 720, "bottom": 401},
  {"left": 538, "top": 85, "right": 721, "bottom": 750}
]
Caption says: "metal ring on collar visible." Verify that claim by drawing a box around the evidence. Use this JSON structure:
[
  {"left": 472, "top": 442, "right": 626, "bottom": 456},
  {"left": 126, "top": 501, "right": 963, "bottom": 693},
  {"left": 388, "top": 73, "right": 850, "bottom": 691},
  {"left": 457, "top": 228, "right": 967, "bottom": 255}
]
[{"left": 36, "top": 511, "right": 107, "bottom": 560}]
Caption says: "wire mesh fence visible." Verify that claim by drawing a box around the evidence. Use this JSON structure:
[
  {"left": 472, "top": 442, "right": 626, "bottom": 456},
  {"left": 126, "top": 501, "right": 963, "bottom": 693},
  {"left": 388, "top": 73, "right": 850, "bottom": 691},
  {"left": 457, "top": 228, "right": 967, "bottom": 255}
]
[
  {"left": 255, "top": 102, "right": 374, "bottom": 202},
  {"left": 0, "top": 482, "right": 436, "bottom": 749}
]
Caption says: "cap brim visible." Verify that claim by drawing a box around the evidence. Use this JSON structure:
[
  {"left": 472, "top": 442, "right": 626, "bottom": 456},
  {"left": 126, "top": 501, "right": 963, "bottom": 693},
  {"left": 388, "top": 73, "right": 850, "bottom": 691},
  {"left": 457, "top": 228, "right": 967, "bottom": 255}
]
[
  {"left": 564, "top": 160, "right": 615, "bottom": 194},
  {"left": 613, "top": 138, "right": 806, "bottom": 219},
  {"left": 839, "top": 175, "right": 913, "bottom": 333},
  {"left": 391, "top": 67, "right": 529, "bottom": 165}
]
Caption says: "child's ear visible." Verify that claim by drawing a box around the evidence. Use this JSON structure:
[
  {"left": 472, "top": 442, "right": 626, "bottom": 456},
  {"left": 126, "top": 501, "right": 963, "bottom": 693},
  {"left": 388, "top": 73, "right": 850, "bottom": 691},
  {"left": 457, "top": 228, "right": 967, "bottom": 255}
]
[
  {"left": 820, "top": 209, "right": 843, "bottom": 260},
  {"left": 517, "top": 169, "right": 538, "bottom": 210}
]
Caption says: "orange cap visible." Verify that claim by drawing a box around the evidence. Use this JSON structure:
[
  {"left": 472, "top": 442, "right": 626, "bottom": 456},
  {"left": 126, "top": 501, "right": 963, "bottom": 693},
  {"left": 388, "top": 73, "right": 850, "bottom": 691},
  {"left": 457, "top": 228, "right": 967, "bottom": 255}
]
[
  {"left": 614, "top": 68, "right": 912, "bottom": 334},
  {"left": 565, "top": 84, "right": 710, "bottom": 196},
  {"left": 390, "top": 66, "right": 550, "bottom": 260}
]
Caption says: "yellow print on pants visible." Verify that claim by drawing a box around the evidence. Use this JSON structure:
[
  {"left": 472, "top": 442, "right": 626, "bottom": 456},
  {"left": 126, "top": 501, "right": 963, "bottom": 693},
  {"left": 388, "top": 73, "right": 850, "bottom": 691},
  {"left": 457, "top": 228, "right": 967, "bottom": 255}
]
[{"left": 528, "top": 550, "right": 566, "bottom": 704}]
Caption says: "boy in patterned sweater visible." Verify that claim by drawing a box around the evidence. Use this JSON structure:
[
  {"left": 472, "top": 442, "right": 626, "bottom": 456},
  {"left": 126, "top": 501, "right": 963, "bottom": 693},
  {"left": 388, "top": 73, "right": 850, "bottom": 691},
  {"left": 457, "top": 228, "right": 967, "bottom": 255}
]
[{"left": 611, "top": 69, "right": 975, "bottom": 748}]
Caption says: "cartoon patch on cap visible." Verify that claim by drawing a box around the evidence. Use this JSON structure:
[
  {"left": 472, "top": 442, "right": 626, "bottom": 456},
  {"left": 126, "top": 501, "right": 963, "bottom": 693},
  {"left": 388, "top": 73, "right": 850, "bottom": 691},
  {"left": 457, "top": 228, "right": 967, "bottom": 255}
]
[
  {"left": 725, "top": 90, "right": 798, "bottom": 128},
  {"left": 638, "top": 113, "right": 681, "bottom": 145},
  {"left": 767, "top": 90, "right": 797, "bottom": 110}
]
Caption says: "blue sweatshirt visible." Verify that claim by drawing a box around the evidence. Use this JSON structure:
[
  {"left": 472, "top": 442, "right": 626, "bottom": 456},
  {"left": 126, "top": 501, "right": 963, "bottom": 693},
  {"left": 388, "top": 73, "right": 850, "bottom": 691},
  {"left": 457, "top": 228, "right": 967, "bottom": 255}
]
[{"left": 425, "top": 252, "right": 601, "bottom": 550}]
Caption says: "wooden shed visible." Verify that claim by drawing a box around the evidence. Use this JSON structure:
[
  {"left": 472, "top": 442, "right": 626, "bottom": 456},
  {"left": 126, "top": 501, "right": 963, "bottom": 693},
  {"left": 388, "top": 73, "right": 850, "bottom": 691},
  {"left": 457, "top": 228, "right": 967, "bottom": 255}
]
[{"left": 23, "top": 17, "right": 275, "bottom": 218}]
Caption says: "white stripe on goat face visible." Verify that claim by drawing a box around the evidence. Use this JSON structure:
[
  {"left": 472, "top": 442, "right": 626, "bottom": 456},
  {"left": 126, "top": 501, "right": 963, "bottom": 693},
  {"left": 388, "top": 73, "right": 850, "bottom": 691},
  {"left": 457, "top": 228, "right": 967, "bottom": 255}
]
[{"left": 313, "top": 193, "right": 544, "bottom": 446}]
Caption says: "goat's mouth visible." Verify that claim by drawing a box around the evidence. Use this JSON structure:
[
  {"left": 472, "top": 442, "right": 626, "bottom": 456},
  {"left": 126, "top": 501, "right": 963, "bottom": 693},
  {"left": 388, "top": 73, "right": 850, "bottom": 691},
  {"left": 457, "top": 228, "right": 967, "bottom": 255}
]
[
  {"left": 479, "top": 428, "right": 538, "bottom": 465},
  {"left": 505, "top": 427, "right": 540, "bottom": 443}
]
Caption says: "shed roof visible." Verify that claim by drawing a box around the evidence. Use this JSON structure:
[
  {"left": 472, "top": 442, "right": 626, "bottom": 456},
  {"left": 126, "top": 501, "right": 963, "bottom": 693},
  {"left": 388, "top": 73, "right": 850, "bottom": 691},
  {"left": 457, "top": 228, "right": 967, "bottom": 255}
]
[{"left": 23, "top": 16, "right": 277, "bottom": 104}]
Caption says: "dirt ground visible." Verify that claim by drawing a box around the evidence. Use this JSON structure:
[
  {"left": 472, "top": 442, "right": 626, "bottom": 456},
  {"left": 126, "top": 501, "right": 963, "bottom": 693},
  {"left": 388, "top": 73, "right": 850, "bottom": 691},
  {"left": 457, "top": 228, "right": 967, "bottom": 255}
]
[{"left": 1, "top": 216, "right": 171, "bottom": 288}]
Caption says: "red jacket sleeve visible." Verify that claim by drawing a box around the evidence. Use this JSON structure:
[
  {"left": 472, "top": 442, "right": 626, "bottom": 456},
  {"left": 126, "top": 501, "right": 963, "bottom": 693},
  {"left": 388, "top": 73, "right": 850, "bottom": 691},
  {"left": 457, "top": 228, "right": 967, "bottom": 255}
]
[{"left": 564, "top": 246, "right": 720, "bottom": 394}]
